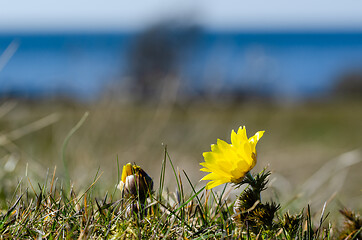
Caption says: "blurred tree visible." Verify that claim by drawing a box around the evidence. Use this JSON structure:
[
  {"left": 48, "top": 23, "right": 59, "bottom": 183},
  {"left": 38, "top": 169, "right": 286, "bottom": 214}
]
[
  {"left": 333, "top": 71, "right": 362, "bottom": 99},
  {"left": 128, "top": 22, "right": 200, "bottom": 102}
]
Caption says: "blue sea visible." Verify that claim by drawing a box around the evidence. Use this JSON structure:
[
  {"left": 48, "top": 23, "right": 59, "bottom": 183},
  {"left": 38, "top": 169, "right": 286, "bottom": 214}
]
[{"left": 1, "top": 31, "right": 362, "bottom": 100}]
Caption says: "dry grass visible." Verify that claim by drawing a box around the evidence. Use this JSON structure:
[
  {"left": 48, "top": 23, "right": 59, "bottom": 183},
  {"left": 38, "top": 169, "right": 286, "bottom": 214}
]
[
  {"left": 0, "top": 98, "right": 361, "bottom": 212},
  {"left": 0, "top": 97, "right": 361, "bottom": 238}
]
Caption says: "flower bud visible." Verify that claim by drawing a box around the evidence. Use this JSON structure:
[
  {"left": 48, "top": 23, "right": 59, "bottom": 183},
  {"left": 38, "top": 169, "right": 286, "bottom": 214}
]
[{"left": 118, "top": 163, "right": 153, "bottom": 201}]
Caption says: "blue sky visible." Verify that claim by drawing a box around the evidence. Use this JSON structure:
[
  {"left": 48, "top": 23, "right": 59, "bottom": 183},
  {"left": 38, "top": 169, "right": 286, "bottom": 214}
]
[{"left": 1, "top": 0, "right": 362, "bottom": 32}]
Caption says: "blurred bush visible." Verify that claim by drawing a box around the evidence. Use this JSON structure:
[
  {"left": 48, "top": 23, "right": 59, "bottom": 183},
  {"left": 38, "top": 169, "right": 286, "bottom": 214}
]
[
  {"left": 333, "top": 70, "right": 362, "bottom": 99},
  {"left": 127, "top": 23, "right": 200, "bottom": 101}
]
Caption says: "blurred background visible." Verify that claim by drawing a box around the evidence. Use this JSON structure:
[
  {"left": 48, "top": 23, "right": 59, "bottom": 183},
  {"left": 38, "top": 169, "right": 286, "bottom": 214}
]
[{"left": 0, "top": 1, "right": 361, "bottom": 213}]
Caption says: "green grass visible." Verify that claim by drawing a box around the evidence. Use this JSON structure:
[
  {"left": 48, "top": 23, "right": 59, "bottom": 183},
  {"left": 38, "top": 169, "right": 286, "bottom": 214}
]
[
  {"left": 0, "top": 147, "right": 360, "bottom": 239},
  {"left": 0, "top": 99, "right": 361, "bottom": 238}
]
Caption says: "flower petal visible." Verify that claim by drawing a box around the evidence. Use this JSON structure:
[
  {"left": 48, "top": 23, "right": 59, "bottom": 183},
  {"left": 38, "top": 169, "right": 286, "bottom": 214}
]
[
  {"left": 237, "top": 126, "right": 248, "bottom": 141},
  {"left": 121, "top": 163, "right": 133, "bottom": 183},
  {"left": 249, "top": 130, "right": 265, "bottom": 152},
  {"left": 201, "top": 172, "right": 229, "bottom": 182},
  {"left": 206, "top": 179, "right": 228, "bottom": 190},
  {"left": 200, "top": 127, "right": 264, "bottom": 189},
  {"left": 118, "top": 181, "right": 124, "bottom": 191}
]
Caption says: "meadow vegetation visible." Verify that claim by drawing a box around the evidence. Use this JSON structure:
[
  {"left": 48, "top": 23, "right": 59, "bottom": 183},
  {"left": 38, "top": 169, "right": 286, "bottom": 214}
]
[{"left": 0, "top": 98, "right": 361, "bottom": 238}]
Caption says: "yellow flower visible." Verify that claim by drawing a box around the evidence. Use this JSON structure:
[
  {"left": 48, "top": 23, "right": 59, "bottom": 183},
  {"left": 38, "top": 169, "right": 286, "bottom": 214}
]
[
  {"left": 200, "top": 126, "right": 264, "bottom": 189},
  {"left": 118, "top": 163, "right": 153, "bottom": 200}
]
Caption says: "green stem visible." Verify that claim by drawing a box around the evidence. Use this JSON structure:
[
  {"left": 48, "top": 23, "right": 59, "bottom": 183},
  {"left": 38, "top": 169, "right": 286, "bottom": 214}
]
[{"left": 62, "top": 111, "right": 89, "bottom": 189}]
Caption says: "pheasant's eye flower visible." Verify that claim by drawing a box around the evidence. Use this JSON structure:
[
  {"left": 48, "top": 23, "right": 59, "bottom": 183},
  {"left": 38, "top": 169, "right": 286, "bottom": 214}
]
[
  {"left": 118, "top": 163, "right": 153, "bottom": 201},
  {"left": 200, "top": 126, "right": 264, "bottom": 189}
]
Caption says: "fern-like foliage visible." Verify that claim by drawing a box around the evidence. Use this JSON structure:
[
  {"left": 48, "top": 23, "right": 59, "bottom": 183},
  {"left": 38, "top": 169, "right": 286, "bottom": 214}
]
[{"left": 233, "top": 170, "right": 280, "bottom": 236}]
